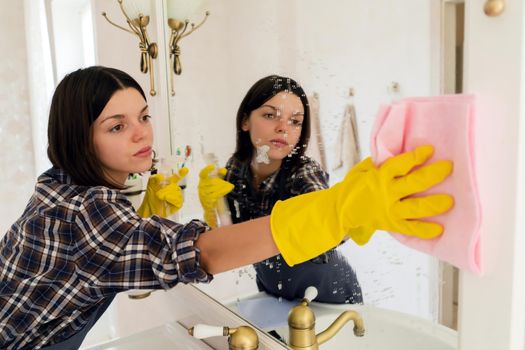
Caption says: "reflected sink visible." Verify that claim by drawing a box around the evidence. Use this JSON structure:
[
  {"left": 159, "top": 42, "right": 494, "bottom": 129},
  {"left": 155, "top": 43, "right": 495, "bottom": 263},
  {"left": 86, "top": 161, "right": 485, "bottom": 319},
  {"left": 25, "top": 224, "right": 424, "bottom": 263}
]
[{"left": 229, "top": 294, "right": 458, "bottom": 350}]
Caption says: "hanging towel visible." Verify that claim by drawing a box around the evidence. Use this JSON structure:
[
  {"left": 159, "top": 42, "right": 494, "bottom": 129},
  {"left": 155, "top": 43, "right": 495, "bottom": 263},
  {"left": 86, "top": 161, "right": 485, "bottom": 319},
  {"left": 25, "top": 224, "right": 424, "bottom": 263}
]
[
  {"left": 333, "top": 103, "right": 361, "bottom": 172},
  {"left": 370, "top": 94, "right": 482, "bottom": 275},
  {"left": 306, "top": 93, "right": 328, "bottom": 170}
]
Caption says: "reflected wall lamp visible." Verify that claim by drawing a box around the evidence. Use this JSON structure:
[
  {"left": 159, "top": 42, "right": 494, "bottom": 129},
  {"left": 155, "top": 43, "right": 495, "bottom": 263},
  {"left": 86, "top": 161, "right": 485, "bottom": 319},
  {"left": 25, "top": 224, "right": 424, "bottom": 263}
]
[
  {"left": 166, "top": 0, "right": 209, "bottom": 95},
  {"left": 102, "top": 0, "right": 158, "bottom": 96}
]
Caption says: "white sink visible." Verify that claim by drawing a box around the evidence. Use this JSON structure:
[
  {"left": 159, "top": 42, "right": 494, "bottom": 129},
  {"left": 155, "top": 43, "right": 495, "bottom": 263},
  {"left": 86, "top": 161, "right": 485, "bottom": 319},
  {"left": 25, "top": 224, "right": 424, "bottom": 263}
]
[
  {"left": 83, "top": 322, "right": 212, "bottom": 350},
  {"left": 81, "top": 286, "right": 288, "bottom": 350},
  {"left": 229, "top": 294, "right": 458, "bottom": 350}
]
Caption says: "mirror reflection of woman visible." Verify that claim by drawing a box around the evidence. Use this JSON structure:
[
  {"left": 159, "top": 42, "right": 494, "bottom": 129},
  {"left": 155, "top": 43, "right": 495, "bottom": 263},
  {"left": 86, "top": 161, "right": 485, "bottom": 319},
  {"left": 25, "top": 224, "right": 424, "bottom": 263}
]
[
  {"left": 0, "top": 66, "right": 453, "bottom": 349},
  {"left": 203, "top": 75, "right": 363, "bottom": 303}
]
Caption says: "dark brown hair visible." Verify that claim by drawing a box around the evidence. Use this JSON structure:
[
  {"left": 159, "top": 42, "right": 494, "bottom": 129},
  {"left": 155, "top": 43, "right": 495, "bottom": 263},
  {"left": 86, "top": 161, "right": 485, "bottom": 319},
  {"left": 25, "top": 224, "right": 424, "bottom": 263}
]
[
  {"left": 233, "top": 75, "right": 311, "bottom": 167},
  {"left": 47, "top": 66, "right": 147, "bottom": 189}
]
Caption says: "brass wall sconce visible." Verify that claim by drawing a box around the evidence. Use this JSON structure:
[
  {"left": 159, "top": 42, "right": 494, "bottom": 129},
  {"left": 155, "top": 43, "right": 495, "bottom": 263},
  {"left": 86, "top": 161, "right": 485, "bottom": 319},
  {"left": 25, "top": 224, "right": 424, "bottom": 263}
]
[
  {"left": 102, "top": 0, "right": 158, "bottom": 96},
  {"left": 167, "top": 1, "right": 210, "bottom": 95}
]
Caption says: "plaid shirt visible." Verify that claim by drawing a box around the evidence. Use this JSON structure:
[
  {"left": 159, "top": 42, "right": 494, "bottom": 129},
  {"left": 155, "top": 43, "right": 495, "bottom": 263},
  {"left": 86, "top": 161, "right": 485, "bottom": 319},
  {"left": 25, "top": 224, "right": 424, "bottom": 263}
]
[
  {"left": 225, "top": 156, "right": 329, "bottom": 221},
  {"left": 0, "top": 168, "right": 212, "bottom": 349}
]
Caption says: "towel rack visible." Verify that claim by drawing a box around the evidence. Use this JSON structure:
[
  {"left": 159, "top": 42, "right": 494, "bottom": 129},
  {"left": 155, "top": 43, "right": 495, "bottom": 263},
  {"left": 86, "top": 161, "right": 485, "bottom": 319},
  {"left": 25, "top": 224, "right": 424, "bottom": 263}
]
[{"left": 388, "top": 81, "right": 400, "bottom": 93}]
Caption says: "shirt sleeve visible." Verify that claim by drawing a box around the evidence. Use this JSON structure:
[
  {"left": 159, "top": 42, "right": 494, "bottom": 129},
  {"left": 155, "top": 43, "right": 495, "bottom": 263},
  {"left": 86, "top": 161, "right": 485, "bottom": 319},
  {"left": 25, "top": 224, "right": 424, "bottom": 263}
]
[
  {"left": 74, "top": 188, "right": 212, "bottom": 296},
  {"left": 290, "top": 159, "right": 329, "bottom": 195}
]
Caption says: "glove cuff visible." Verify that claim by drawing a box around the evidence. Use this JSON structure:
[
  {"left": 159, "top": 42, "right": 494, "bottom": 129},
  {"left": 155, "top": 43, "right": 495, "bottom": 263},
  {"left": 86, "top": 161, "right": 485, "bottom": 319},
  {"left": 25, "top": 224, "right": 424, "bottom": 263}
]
[
  {"left": 136, "top": 200, "right": 150, "bottom": 218},
  {"left": 203, "top": 209, "right": 218, "bottom": 228},
  {"left": 270, "top": 189, "right": 340, "bottom": 267}
]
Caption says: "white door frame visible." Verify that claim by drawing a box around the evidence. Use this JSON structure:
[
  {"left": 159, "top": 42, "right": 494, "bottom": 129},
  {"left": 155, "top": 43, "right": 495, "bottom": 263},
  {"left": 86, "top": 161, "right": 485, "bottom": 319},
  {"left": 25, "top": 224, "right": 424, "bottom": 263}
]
[{"left": 459, "top": 0, "right": 525, "bottom": 348}]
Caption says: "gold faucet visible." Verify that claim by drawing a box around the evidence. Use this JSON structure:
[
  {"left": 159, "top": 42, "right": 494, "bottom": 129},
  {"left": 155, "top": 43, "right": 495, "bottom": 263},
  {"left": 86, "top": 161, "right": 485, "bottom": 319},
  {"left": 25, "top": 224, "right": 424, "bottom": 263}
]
[
  {"left": 189, "top": 324, "right": 259, "bottom": 350},
  {"left": 287, "top": 287, "right": 365, "bottom": 350}
]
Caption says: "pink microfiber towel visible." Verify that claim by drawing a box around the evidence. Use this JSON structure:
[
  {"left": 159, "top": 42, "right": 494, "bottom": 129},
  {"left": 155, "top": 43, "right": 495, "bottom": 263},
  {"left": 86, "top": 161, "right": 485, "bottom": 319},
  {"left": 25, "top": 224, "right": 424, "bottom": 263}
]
[{"left": 370, "top": 94, "right": 482, "bottom": 275}]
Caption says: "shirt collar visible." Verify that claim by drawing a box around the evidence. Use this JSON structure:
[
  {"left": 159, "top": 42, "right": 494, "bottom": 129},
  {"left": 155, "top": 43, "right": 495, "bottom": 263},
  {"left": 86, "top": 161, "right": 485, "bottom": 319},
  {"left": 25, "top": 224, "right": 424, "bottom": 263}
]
[
  {"left": 233, "top": 160, "right": 280, "bottom": 193},
  {"left": 39, "top": 167, "right": 75, "bottom": 185}
]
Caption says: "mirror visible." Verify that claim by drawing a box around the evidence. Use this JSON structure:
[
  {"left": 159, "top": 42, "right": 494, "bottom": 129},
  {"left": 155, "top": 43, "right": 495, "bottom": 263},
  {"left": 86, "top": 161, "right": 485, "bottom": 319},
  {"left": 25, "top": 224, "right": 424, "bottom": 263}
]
[
  {"left": 3, "top": 0, "right": 462, "bottom": 345},
  {"left": 164, "top": 0, "right": 461, "bottom": 332}
]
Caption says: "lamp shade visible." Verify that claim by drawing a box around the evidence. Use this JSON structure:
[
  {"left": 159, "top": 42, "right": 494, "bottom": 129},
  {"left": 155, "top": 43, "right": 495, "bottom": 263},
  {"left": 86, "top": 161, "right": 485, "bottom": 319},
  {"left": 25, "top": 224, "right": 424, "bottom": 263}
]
[
  {"left": 167, "top": 0, "right": 206, "bottom": 21},
  {"left": 121, "top": 0, "right": 152, "bottom": 19}
]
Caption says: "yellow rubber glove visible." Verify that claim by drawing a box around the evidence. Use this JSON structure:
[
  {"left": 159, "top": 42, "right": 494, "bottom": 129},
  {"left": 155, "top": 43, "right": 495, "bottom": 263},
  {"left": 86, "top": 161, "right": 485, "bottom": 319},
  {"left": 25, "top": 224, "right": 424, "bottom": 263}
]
[
  {"left": 137, "top": 167, "right": 189, "bottom": 218},
  {"left": 198, "top": 164, "right": 234, "bottom": 228},
  {"left": 270, "top": 145, "right": 454, "bottom": 266}
]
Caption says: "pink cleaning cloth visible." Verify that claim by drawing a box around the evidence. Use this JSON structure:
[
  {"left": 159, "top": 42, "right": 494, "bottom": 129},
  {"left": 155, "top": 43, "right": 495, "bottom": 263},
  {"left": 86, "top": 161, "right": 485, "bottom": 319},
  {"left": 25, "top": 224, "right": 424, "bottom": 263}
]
[{"left": 370, "top": 94, "right": 482, "bottom": 275}]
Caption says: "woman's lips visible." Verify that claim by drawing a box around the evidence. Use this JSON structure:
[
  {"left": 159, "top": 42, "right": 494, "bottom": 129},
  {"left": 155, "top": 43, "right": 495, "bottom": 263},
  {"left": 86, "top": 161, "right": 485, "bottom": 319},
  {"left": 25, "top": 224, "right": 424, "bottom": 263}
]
[
  {"left": 134, "top": 146, "right": 152, "bottom": 157},
  {"left": 270, "top": 139, "right": 289, "bottom": 148}
]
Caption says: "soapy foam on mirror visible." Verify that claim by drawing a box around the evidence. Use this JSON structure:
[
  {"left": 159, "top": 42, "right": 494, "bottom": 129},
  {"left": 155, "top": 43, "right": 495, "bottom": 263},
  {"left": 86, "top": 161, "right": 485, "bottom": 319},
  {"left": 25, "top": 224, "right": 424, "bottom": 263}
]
[{"left": 255, "top": 145, "right": 270, "bottom": 164}]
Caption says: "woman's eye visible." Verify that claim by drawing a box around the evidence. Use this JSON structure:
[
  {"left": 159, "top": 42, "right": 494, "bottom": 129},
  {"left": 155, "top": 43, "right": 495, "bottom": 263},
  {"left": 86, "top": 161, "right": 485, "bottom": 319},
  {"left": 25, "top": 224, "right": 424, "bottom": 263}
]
[
  {"left": 141, "top": 115, "right": 152, "bottom": 122},
  {"left": 110, "top": 124, "right": 124, "bottom": 133},
  {"left": 263, "top": 113, "right": 275, "bottom": 119},
  {"left": 290, "top": 119, "right": 303, "bottom": 126}
]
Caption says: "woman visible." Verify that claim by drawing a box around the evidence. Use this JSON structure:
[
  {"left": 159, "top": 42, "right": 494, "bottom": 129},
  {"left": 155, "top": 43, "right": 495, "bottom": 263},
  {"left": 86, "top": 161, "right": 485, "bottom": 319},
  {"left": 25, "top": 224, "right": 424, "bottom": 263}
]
[
  {"left": 202, "top": 75, "right": 364, "bottom": 303},
  {"left": 0, "top": 67, "right": 453, "bottom": 349}
]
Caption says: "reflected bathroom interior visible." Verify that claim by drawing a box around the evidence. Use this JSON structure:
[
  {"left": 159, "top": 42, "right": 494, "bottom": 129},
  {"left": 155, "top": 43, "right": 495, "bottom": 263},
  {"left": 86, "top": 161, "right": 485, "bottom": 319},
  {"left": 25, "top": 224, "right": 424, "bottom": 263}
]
[{"left": 3, "top": 0, "right": 476, "bottom": 349}]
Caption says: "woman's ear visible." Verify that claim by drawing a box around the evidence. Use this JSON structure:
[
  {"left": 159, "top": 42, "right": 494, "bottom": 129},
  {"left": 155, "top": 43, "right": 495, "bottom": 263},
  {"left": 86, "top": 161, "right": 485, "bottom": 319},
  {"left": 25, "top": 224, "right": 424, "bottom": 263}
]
[{"left": 241, "top": 114, "right": 250, "bottom": 132}]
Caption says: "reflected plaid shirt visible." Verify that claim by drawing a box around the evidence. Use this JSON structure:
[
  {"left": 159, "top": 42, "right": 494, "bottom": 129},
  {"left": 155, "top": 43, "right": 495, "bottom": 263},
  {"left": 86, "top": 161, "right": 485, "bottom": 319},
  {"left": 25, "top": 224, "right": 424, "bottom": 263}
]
[
  {"left": 225, "top": 156, "right": 329, "bottom": 220},
  {"left": 0, "top": 168, "right": 212, "bottom": 349}
]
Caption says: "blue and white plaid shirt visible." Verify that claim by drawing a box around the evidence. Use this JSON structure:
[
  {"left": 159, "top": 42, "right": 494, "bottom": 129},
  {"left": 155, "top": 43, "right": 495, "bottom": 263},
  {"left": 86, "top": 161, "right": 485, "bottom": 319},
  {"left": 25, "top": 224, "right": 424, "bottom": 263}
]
[
  {"left": 225, "top": 156, "right": 329, "bottom": 220},
  {"left": 0, "top": 168, "right": 212, "bottom": 349}
]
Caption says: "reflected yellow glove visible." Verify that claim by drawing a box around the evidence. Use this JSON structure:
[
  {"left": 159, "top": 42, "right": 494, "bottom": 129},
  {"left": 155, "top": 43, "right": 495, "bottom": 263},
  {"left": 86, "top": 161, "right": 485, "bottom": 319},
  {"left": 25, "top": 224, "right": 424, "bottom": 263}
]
[
  {"left": 270, "top": 145, "right": 454, "bottom": 266},
  {"left": 198, "top": 164, "right": 234, "bottom": 228},
  {"left": 137, "top": 167, "right": 189, "bottom": 218}
]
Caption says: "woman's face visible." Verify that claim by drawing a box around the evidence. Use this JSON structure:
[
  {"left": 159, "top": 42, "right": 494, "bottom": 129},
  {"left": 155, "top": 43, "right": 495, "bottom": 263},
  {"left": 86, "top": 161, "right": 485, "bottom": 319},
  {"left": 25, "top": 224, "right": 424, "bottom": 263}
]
[
  {"left": 242, "top": 91, "right": 304, "bottom": 166},
  {"left": 92, "top": 88, "right": 154, "bottom": 185}
]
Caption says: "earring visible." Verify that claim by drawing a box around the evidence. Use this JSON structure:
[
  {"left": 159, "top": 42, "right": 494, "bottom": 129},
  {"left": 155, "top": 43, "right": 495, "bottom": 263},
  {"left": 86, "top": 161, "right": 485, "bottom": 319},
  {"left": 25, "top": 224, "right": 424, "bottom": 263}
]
[{"left": 149, "top": 149, "right": 159, "bottom": 174}]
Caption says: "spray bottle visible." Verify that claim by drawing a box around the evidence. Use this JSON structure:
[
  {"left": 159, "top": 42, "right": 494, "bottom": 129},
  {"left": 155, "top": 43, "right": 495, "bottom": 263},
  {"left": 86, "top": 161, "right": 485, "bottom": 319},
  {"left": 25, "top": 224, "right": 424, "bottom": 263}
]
[{"left": 203, "top": 152, "right": 232, "bottom": 226}]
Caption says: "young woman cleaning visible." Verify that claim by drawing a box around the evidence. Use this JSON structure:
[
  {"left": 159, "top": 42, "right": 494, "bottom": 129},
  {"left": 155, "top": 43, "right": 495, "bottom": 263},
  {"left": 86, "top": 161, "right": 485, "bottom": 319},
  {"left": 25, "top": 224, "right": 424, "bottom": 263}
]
[{"left": 1, "top": 67, "right": 453, "bottom": 349}]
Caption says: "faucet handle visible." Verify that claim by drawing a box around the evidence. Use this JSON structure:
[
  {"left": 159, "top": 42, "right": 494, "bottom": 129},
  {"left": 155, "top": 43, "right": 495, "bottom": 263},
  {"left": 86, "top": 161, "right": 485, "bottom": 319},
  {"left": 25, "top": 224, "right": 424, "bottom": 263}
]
[
  {"left": 189, "top": 323, "right": 259, "bottom": 350},
  {"left": 303, "top": 286, "right": 318, "bottom": 303},
  {"left": 189, "top": 323, "right": 228, "bottom": 338}
]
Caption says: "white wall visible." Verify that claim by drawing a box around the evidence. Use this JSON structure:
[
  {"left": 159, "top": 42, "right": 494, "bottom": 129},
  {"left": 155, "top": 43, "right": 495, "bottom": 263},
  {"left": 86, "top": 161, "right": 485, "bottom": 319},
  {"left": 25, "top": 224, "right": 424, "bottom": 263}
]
[
  {"left": 0, "top": 1, "right": 36, "bottom": 236},
  {"left": 24, "top": 0, "right": 55, "bottom": 176}
]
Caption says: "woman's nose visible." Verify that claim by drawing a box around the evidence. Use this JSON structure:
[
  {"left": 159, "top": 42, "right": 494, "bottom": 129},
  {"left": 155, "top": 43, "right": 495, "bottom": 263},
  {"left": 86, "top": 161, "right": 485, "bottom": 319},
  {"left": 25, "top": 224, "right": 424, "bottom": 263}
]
[
  {"left": 131, "top": 123, "right": 148, "bottom": 142},
  {"left": 275, "top": 117, "right": 288, "bottom": 133}
]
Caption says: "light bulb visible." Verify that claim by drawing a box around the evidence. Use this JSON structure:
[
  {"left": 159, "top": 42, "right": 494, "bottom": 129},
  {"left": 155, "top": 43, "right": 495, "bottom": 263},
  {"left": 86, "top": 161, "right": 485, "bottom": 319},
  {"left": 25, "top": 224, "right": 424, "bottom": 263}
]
[
  {"left": 121, "top": 0, "right": 151, "bottom": 19},
  {"left": 167, "top": 0, "right": 206, "bottom": 21}
]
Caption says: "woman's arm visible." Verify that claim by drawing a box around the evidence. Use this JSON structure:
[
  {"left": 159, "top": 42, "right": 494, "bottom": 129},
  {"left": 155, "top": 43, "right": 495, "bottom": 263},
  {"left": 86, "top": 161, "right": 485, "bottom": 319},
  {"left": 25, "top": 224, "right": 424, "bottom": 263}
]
[
  {"left": 196, "top": 159, "right": 328, "bottom": 274},
  {"left": 196, "top": 216, "right": 278, "bottom": 274},
  {"left": 196, "top": 147, "right": 454, "bottom": 272}
]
